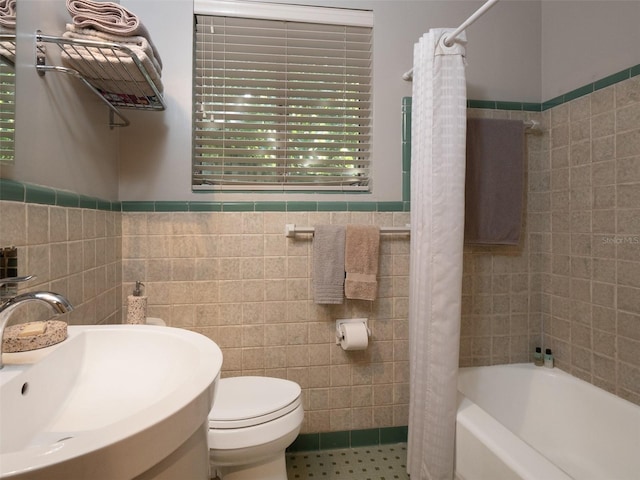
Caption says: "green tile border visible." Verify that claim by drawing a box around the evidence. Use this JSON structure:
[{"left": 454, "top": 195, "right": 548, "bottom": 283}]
[
  {"left": 154, "top": 201, "right": 189, "bottom": 212},
  {"left": 0, "top": 179, "right": 25, "bottom": 202},
  {"left": 0, "top": 179, "right": 124, "bottom": 211},
  {"left": 0, "top": 179, "right": 123, "bottom": 211},
  {"left": 25, "top": 184, "right": 56, "bottom": 205},
  {"left": 287, "top": 201, "right": 318, "bottom": 212},
  {"left": 348, "top": 202, "right": 377, "bottom": 212},
  {"left": 401, "top": 98, "right": 412, "bottom": 203},
  {"left": 467, "top": 99, "right": 543, "bottom": 112},
  {"left": 320, "top": 431, "right": 350, "bottom": 450},
  {"left": 255, "top": 201, "right": 286, "bottom": 212},
  {"left": 97, "top": 199, "right": 115, "bottom": 211},
  {"left": 56, "top": 190, "right": 80, "bottom": 208},
  {"left": 121, "top": 201, "right": 154, "bottom": 212},
  {"left": 318, "top": 201, "right": 348, "bottom": 212},
  {"left": 79, "top": 195, "right": 98, "bottom": 210},
  {"left": 380, "top": 425, "right": 409, "bottom": 444},
  {"left": 377, "top": 202, "right": 404, "bottom": 212},
  {"left": 117, "top": 200, "right": 413, "bottom": 213},
  {"left": 522, "top": 102, "right": 543, "bottom": 112},
  {"left": 188, "top": 202, "right": 223, "bottom": 212},
  {"left": 594, "top": 68, "right": 631, "bottom": 91},
  {"left": 467, "top": 99, "right": 496, "bottom": 110},
  {"left": 0, "top": 179, "right": 413, "bottom": 213},
  {"left": 287, "top": 426, "right": 409, "bottom": 453}
]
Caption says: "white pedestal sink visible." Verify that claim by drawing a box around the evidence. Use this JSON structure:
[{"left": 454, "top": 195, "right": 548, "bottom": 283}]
[{"left": 0, "top": 325, "right": 223, "bottom": 479}]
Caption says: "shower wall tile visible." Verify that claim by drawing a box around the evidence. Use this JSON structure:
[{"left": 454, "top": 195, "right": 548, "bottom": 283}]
[
  {"left": 461, "top": 109, "right": 543, "bottom": 367},
  {"left": 541, "top": 75, "right": 640, "bottom": 406}
]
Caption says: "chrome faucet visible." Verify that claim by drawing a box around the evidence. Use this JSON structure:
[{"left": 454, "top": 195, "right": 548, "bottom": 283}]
[{"left": 0, "top": 276, "right": 74, "bottom": 369}]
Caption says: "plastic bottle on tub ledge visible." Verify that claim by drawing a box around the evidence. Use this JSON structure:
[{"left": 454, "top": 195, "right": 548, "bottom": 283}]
[
  {"left": 544, "top": 348, "right": 554, "bottom": 368},
  {"left": 534, "top": 346, "right": 544, "bottom": 366}
]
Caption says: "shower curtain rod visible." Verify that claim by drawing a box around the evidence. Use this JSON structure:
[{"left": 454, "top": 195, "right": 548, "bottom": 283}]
[{"left": 402, "top": 0, "right": 500, "bottom": 81}]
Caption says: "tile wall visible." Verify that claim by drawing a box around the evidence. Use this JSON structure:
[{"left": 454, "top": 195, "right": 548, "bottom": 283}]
[
  {"left": 0, "top": 199, "right": 122, "bottom": 325},
  {"left": 121, "top": 210, "right": 412, "bottom": 433},
  {"left": 538, "top": 75, "right": 640, "bottom": 404},
  {"left": 461, "top": 73, "right": 640, "bottom": 405}
]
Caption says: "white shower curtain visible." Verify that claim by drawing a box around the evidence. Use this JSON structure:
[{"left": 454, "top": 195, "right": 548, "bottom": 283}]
[{"left": 406, "top": 29, "right": 467, "bottom": 480}]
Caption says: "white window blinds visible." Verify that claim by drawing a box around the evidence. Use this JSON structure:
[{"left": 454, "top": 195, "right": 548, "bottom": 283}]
[
  {"left": 193, "top": 11, "right": 372, "bottom": 191},
  {"left": 0, "top": 56, "right": 15, "bottom": 162}
]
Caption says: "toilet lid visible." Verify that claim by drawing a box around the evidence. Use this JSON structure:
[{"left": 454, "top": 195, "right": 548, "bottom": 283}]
[{"left": 209, "top": 376, "right": 302, "bottom": 429}]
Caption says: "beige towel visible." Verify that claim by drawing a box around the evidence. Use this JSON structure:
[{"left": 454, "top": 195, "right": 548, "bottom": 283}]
[
  {"left": 66, "top": 0, "right": 162, "bottom": 68},
  {"left": 312, "top": 225, "right": 345, "bottom": 304},
  {"left": 345, "top": 225, "right": 380, "bottom": 301}
]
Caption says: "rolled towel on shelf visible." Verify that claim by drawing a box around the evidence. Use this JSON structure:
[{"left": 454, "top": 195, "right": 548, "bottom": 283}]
[
  {"left": 66, "top": 0, "right": 162, "bottom": 68},
  {"left": 65, "top": 24, "right": 162, "bottom": 74},
  {"left": 345, "top": 225, "right": 380, "bottom": 301},
  {"left": 0, "top": 0, "right": 16, "bottom": 29}
]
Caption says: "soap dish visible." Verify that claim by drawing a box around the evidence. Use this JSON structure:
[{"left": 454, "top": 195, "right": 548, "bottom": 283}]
[{"left": 2, "top": 320, "right": 68, "bottom": 353}]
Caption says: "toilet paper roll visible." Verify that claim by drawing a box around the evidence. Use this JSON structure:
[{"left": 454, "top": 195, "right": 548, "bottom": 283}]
[
  {"left": 339, "top": 322, "right": 369, "bottom": 350},
  {"left": 126, "top": 295, "right": 147, "bottom": 324}
]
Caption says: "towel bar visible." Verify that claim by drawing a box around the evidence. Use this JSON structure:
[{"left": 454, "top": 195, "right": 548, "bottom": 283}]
[
  {"left": 524, "top": 119, "right": 540, "bottom": 133},
  {"left": 285, "top": 224, "right": 410, "bottom": 238}
]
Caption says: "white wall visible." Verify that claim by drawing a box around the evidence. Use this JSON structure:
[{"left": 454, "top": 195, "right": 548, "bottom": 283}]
[
  {"left": 541, "top": 0, "right": 640, "bottom": 101},
  {"left": 118, "top": 0, "right": 542, "bottom": 202},
  {"left": 2, "top": 0, "right": 120, "bottom": 200}
]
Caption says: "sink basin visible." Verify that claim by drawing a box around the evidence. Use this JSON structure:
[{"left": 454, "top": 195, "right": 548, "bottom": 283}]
[{"left": 0, "top": 325, "right": 223, "bottom": 479}]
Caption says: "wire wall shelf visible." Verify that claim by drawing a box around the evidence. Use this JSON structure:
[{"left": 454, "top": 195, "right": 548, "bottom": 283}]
[{"left": 35, "top": 32, "right": 166, "bottom": 128}]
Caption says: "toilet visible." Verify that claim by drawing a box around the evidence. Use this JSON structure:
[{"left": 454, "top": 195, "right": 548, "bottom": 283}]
[
  {"left": 208, "top": 376, "right": 304, "bottom": 480},
  {"left": 144, "top": 319, "right": 303, "bottom": 480}
]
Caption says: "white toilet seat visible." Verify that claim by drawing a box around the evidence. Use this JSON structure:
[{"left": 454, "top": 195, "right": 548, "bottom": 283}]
[{"left": 209, "top": 376, "right": 302, "bottom": 429}]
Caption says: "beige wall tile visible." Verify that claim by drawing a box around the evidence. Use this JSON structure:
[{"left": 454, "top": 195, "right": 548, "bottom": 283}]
[
  {"left": 591, "top": 86, "right": 614, "bottom": 114},
  {"left": 617, "top": 156, "right": 640, "bottom": 183},
  {"left": 615, "top": 76, "right": 640, "bottom": 108},
  {"left": 27, "top": 205, "right": 49, "bottom": 246},
  {"left": 616, "top": 129, "right": 640, "bottom": 158}
]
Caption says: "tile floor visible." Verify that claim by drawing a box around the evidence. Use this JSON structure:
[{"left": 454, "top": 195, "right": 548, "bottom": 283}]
[{"left": 286, "top": 443, "right": 409, "bottom": 479}]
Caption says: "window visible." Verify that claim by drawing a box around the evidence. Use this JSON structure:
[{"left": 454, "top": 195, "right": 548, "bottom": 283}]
[
  {"left": 0, "top": 49, "right": 15, "bottom": 163},
  {"left": 193, "top": 2, "right": 373, "bottom": 192}
]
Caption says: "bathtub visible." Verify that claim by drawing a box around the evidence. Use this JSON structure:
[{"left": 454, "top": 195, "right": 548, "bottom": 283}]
[{"left": 455, "top": 363, "right": 640, "bottom": 480}]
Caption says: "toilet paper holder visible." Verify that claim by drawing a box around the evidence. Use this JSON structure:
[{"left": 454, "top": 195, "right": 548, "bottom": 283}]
[{"left": 335, "top": 318, "right": 371, "bottom": 344}]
